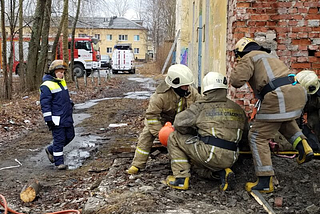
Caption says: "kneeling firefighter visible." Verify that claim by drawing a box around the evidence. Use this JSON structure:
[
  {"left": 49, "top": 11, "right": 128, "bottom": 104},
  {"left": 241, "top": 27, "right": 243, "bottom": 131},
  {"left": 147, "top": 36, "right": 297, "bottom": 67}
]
[
  {"left": 40, "top": 60, "right": 75, "bottom": 170},
  {"left": 230, "top": 37, "right": 313, "bottom": 193},
  {"left": 165, "top": 72, "right": 247, "bottom": 191}
]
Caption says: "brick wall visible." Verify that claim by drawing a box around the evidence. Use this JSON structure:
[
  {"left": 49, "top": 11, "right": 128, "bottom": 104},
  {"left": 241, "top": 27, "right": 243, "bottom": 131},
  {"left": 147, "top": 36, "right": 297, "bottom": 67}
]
[{"left": 226, "top": 0, "right": 320, "bottom": 117}]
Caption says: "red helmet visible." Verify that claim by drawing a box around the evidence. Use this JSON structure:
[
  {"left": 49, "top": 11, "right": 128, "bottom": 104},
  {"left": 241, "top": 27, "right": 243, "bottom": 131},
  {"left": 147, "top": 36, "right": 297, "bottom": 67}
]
[{"left": 159, "top": 122, "right": 175, "bottom": 147}]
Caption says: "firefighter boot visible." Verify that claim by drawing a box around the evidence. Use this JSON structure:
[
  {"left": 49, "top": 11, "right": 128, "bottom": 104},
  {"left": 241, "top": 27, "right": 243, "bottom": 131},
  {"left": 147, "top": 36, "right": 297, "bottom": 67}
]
[
  {"left": 127, "top": 166, "right": 139, "bottom": 175},
  {"left": 166, "top": 175, "right": 189, "bottom": 190},
  {"left": 45, "top": 147, "right": 54, "bottom": 163},
  {"left": 217, "top": 168, "right": 235, "bottom": 191},
  {"left": 294, "top": 139, "right": 314, "bottom": 164},
  {"left": 245, "top": 176, "right": 274, "bottom": 193}
]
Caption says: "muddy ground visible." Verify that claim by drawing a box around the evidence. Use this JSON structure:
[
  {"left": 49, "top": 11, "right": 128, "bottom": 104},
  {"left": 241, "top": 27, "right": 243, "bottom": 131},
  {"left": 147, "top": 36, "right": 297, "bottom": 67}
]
[{"left": 1, "top": 65, "right": 320, "bottom": 214}]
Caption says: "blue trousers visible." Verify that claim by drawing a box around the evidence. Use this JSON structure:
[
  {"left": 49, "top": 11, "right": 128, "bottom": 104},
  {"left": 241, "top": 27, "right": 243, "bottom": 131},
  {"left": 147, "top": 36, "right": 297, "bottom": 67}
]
[{"left": 48, "top": 126, "right": 75, "bottom": 166}]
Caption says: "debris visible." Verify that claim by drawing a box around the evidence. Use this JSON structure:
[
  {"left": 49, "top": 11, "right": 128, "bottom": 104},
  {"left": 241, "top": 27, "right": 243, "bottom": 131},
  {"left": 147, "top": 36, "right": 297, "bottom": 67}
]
[
  {"left": 274, "top": 197, "right": 283, "bottom": 207},
  {"left": 0, "top": 159, "right": 22, "bottom": 171},
  {"left": 108, "top": 123, "right": 127, "bottom": 128},
  {"left": 250, "top": 190, "right": 276, "bottom": 214},
  {"left": 20, "top": 180, "right": 41, "bottom": 203}
]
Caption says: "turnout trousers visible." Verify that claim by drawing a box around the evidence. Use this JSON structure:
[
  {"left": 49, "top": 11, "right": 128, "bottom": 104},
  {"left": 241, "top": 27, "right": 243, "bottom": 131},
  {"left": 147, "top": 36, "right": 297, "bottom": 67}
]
[
  {"left": 168, "top": 131, "right": 238, "bottom": 178},
  {"left": 249, "top": 120, "right": 305, "bottom": 177}
]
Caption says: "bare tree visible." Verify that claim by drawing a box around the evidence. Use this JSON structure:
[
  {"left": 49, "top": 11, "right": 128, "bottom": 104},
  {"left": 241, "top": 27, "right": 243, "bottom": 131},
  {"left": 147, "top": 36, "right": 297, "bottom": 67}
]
[
  {"left": 19, "top": 0, "right": 26, "bottom": 90},
  {"left": 37, "top": 0, "right": 52, "bottom": 80},
  {"left": 70, "top": 0, "right": 81, "bottom": 79},
  {"left": 0, "top": 0, "right": 9, "bottom": 99},
  {"left": 26, "top": 0, "right": 46, "bottom": 91},
  {"left": 62, "top": 0, "right": 69, "bottom": 80}
]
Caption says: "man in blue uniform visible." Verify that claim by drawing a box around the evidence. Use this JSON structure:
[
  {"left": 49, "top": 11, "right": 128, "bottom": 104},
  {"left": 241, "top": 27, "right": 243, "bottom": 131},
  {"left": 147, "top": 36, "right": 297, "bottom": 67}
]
[{"left": 40, "top": 60, "right": 75, "bottom": 170}]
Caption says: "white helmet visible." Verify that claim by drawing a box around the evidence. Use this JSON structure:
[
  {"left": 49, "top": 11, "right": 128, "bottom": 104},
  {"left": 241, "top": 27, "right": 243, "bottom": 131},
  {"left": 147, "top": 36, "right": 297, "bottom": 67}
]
[
  {"left": 165, "top": 64, "right": 194, "bottom": 88},
  {"left": 296, "top": 70, "right": 319, "bottom": 94},
  {"left": 203, "top": 72, "right": 228, "bottom": 93}
]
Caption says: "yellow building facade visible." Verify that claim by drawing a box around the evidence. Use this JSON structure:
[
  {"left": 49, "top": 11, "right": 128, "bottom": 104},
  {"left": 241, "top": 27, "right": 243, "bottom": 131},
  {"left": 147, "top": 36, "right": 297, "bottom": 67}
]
[{"left": 176, "top": 0, "right": 228, "bottom": 90}]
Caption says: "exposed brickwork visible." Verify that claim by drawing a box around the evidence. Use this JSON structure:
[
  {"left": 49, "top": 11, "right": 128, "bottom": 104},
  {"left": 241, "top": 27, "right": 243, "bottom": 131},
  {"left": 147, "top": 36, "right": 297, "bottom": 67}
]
[{"left": 227, "top": 0, "right": 320, "bottom": 117}]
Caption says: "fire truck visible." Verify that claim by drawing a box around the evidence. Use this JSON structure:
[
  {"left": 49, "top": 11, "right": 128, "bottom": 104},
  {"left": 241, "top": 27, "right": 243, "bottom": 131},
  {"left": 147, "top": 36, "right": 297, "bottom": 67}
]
[
  {"left": 0, "top": 36, "right": 30, "bottom": 75},
  {"left": 0, "top": 36, "right": 100, "bottom": 78},
  {"left": 55, "top": 37, "right": 100, "bottom": 77}
]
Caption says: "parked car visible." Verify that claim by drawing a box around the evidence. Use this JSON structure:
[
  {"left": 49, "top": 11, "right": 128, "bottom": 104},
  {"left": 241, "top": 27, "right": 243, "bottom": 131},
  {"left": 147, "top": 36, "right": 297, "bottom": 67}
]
[{"left": 100, "top": 55, "right": 111, "bottom": 69}]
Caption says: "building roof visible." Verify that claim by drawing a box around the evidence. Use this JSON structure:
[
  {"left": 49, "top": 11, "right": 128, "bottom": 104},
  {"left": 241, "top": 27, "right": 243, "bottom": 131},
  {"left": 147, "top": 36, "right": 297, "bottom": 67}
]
[{"left": 71, "top": 16, "right": 146, "bottom": 30}]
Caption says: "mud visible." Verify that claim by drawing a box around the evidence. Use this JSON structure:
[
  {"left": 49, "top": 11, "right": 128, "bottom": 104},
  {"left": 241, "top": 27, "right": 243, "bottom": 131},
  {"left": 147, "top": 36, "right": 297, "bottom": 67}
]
[{"left": 1, "top": 68, "right": 320, "bottom": 214}]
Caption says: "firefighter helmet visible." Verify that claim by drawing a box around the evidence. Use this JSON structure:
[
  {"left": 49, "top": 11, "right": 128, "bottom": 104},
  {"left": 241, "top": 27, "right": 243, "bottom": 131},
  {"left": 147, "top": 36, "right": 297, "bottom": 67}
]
[
  {"left": 296, "top": 70, "right": 320, "bottom": 94},
  {"left": 234, "top": 37, "right": 258, "bottom": 59},
  {"left": 47, "top": 60, "right": 68, "bottom": 74},
  {"left": 203, "top": 72, "right": 228, "bottom": 93},
  {"left": 165, "top": 64, "right": 194, "bottom": 88},
  {"left": 159, "top": 122, "right": 175, "bottom": 147}
]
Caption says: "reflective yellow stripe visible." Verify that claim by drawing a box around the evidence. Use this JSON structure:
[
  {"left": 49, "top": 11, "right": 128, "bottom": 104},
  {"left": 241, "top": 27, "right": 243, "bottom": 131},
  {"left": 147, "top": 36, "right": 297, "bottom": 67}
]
[
  {"left": 177, "top": 98, "right": 183, "bottom": 113},
  {"left": 292, "top": 136, "right": 302, "bottom": 149},
  {"left": 171, "top": 159, "right": 188, "bottom": 164},
  {"left": 147, "top": 119, "right": 160, "bottom": 124},
  {"left": 136, "top": 147, "right": 149, "bottom": 155},
  {"left": 41, "top": 80, "right": 67, "bottom": 94}
]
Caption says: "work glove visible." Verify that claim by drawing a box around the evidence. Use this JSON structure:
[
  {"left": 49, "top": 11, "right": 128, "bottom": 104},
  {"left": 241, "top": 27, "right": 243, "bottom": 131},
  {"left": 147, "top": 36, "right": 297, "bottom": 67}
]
[{"left": 46, "top": 120, "right": 56, "bottom": 131}]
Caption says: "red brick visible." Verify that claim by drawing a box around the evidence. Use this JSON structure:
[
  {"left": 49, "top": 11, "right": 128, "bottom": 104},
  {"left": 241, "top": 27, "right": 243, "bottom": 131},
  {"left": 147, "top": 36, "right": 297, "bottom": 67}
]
[
  {"left": 236, "top": 21, "right": 246, "bottom": 27},
  {"left": 291, "top": 63, "right": 311, "bottom": 68},
  {"left": 298, "top": 32, "right": 308, "bottom": 38},
  {"left": 312, "top": 27, "right": 320, "bottom": 31},
  {"left": 291, "top": 15, "right": 304, "bottom": 20},
  {"left": 279, "top": 21, "right": 288, "bottom": 26},
  {"left": 308, "top": 57, "right": 319, "bottom": 62},
  {"left": 277, "top": 45, "right": 287, "bottom": 50},
  {"left": 277, "top": 50, "right": 292, "bottom": 56},
  {"left": 274, "top": 27, "right": 289, "bottom": 33},
  {"left": 275, "top": 197, "right": 283, "bottom": 207},
  {"left": 292, "top": 27, "right": 312, "bottom": 32},
  {"left": 309, "top": 33, "right": 319, "bottom": 38},
  {"left": 294, "top": 2, "right": 304, "bottom": 7},
  {"left": 292, "top": 39, "right": 311, "bottom": 45},
  {"left": 288, "top": 8, "right": 298, "bottom": 14},
  {"left": 298, "top": 8, "right": 308, "bottom": 13},
  {"left": 237, "top": 27, "right": 250, "bottom": 33},
  {"left": 299, "top": 45, "right": 308, "bottom": 51},
  {"left": 237, "top": 2, "right": 251, "bottom": 7},
  {"left": 266, "top": 21, "right": 277, "bottom": 27},
  {"left": 270, "top": 14, "right": 289, "bottom": 20},
  {"left": 288, "top": 33, "right": 298, "bottom": 38},
  {"left": 288, "top": 20, "right": 298, "bottom": 26},
  {"left": 312, "top": 63, "right": 320, "bottom": 69},
  {"left": 251, "top": 14, "right": 270, "bottom": 21},
  {"left": 306, "top": 14, "right": 320, "bottom": 19},
  {"left": 297, "top": 57, "right": 308, "bottom": 62},
  {"left": 304, "top": 2, "right": 320, "bottom": 7},
  {"left": 278, "top": 2, "right": 293, "bottom": 7},
  {"left": 266, "top": 8, "right": 278, "bottom": 14},
  {"left": 308, "top": 8, "right": 319, "bottom": 14}
]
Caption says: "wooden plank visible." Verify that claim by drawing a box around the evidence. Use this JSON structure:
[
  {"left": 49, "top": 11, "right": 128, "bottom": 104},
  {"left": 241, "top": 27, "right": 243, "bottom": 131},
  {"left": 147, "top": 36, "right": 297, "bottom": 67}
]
[{"left": 251, "top": 190, "right": 276, "bottom": 214}]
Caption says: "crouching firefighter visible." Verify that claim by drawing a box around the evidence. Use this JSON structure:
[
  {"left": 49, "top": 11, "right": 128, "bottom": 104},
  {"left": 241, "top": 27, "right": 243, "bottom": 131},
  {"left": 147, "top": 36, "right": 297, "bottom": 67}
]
[
  {"left": 40, "top": 60, "right": 75, "bottom": 170},
  {"left": 165, "top": 72, "right": 247, "bottom": 191},
  {"left": 230, "top": 37, "right": 313, "bottom": 193}
]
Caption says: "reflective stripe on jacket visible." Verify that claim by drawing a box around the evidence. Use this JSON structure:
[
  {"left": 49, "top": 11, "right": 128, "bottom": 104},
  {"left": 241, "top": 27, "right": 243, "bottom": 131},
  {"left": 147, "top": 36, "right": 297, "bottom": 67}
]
[
  {"left": 146, "top": 81, "right": 201, "bottom": 137},
  {"left": 40, "top": 74, "right": 74, "bottom": 127},
  {"left": 230, "top": 50, "right": 307, "bottom": 121}
]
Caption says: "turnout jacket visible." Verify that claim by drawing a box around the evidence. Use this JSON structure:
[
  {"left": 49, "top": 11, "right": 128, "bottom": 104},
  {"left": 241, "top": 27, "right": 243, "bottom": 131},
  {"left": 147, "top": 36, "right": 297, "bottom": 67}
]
[
  {"left": 173, "top": 89, "right": 247, "bottom": 143},
  {"left": 40, "top": 74, "right": 74, "bottom": 127},
  {"left": 230, "top": 50, "right": 307, "bottom": 121},
  {"left": 145, "top": 81, "right": 200, "bottom": 137}
]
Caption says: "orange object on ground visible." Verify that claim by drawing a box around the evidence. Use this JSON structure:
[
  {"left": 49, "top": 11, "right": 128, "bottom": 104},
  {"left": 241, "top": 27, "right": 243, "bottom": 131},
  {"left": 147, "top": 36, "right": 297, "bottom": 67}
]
[{"left": 159, "top": 122, "right": 175, "bottom": 147}]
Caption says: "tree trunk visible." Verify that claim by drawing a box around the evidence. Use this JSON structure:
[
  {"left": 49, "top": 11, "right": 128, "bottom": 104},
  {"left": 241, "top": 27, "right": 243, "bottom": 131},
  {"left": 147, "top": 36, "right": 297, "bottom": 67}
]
[
  {"left": 20, "top": 180, "right": 41, "bottom": 203},
  {"left": 70, "top": 0, "right": 81, "bottom": 81},
  {"left": 62, "top": 0, "right": 70, "bottom": 81},
  {"left": 37, "top": 0, "right": 52, "bottom": 83},
  {"left": 0, "top": 0, "right": 9, "bottom": 99},
  {"left": 26, "top": 0, "right": 46, "bottom": 91},
  {"left": 19, "top": 0, "right": 26, "bottom": 90}
]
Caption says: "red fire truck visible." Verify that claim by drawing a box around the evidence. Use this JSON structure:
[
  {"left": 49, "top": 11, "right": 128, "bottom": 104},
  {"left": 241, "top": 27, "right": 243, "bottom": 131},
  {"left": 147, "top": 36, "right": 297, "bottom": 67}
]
[{"left": 0, "top": 36, "right": 100, "bottom": 78}]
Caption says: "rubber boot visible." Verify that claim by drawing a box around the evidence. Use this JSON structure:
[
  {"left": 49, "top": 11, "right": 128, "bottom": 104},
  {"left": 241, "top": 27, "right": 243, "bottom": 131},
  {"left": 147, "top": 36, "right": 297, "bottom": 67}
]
[
  {"left": 245, "top": 176, "right": 274, "bottom": 193},
  {"left": 294, "top": 139, "right": 314, "bottom": 164},
  {"left": 166, "top": 175, "right": 189, "bottom": 190},
  {"left": 45, "top": 147, "right": 54, "bottom": 163},
  {"left": 127, "top": 166, "right": 139, "bottom": 175},
  {"left": 217, "top": 168, "right": 235, "bottom": 191}
]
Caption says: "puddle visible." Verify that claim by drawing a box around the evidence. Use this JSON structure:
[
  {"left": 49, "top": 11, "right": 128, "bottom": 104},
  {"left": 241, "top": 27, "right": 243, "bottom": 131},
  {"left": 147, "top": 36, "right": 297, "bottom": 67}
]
[{"left": 31, "top": 75, "right": 156, "bottom": 170}]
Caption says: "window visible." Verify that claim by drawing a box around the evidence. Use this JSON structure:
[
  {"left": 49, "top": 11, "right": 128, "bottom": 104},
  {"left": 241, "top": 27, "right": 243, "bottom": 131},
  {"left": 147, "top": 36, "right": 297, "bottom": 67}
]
[
  {"left": 78, "top": 33, "right": 87, "bottom": 37},
  {"left": 134, "top": 48, "right": 139, "bottom": 54},
  {"left": 134, "top": 35, "right": 140, "bottom": 41},
  {"left": 119, "top": 35, "right": 128, "bottom": 41},
  {"left": 75, "top": 41, "right": 91, "bottom": 51},
  {"left": 107, "top": 47, "right": 112, "bottom": 53},
  {"left": 94, "top": 34, "right": 100, "bottom": 40},
  {"left": 106, "top": 34, "right": 112, "bottom": 41}
]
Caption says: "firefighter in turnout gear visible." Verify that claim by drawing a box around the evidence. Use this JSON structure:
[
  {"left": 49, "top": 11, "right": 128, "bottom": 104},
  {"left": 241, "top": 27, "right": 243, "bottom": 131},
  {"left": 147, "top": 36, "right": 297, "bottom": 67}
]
[
  {"left": 127, "top": 64, "right": 201, "bottom": 174},
  {"left": 166, "top": 72, "right": 247, "bottom": 191},
  {"left": 230, "top": 37, "right": 312, "bottom": 193},
  {"left": 40, "top": 60, "right": 75, "bottom": 170}
]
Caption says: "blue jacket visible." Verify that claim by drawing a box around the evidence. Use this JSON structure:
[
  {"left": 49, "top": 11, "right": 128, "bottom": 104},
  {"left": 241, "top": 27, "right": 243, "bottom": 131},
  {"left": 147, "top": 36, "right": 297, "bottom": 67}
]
[{"left": 40, "top": 74, "right": 74, "bottom": 127}]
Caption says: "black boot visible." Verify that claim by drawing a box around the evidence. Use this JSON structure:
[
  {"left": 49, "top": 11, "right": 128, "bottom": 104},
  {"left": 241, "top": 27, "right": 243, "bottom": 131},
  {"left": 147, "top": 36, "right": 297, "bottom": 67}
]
[
  {"left": 217, "top": 168, "right": 235, "bottom": 191},
  {"left": 245, "top": 176, "right": 273, "bottom": 193},
  {"left": 294, "top": 139, "right": 314, "bottom": 164}
]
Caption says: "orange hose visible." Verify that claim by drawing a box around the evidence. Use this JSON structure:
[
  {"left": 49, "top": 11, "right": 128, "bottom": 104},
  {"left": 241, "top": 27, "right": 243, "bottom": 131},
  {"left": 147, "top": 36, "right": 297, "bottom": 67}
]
[{"left": 0, "top": 194, "right": 80, "bottom": 214}]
